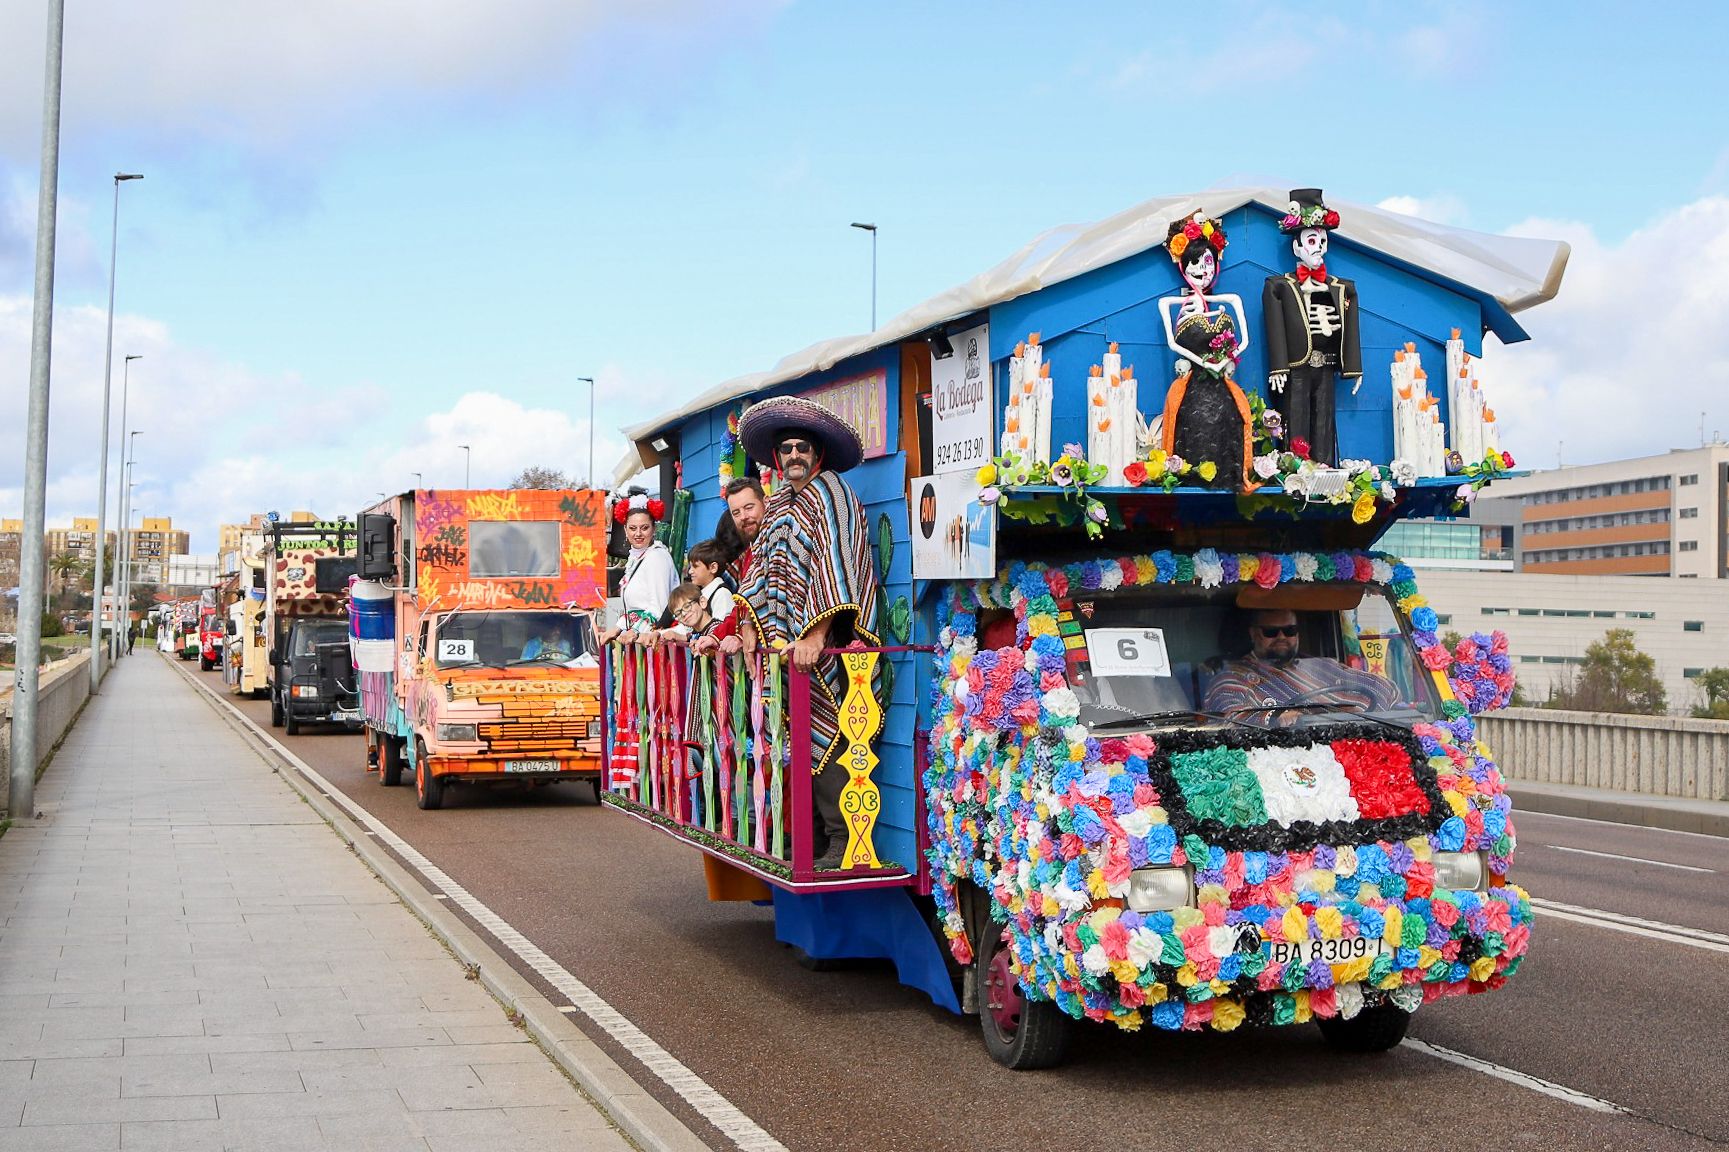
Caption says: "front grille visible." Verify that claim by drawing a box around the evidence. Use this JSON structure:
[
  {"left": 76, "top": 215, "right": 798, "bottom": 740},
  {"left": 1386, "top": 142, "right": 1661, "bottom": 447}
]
[{"left": 478, "top": 718, "right": 595, "bottom": 753}]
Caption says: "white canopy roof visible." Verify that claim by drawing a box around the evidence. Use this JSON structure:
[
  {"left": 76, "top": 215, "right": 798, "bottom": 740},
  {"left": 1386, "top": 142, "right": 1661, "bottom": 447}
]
[{"left": 615, "top": 185, "right": 1570, "bottom": 485}]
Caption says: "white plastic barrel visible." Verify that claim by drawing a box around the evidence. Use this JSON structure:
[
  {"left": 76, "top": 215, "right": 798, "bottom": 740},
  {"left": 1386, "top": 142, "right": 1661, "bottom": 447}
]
[{"left": 349, "top": 578, "right": 395, "bottom": 673}]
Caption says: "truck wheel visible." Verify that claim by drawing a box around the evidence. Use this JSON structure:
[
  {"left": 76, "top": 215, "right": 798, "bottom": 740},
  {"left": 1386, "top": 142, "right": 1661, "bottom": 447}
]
[
  {"left": 285, "top": 710, "right": 300, "bottom": 736},
  {"left": 200, "top": 654, "right": 213, "bottom": 671},
  {"left": 587, "top": 777, "right": 603, "bottom": 804},
  {"left": 978, "top": 921, "right": 1071, "bottom": 1070},
  {"left": 1316, "top": 1005, "right": 1411, "bottom": 1053},
  {"left": 415, "top": 740, "right": 444, "bottom": 810},
  {"left": 380, "top": 736, "right": 404, "bottom": 787},
  {"left": 270, "top": 692, "right": 283, "bottom": 728}
]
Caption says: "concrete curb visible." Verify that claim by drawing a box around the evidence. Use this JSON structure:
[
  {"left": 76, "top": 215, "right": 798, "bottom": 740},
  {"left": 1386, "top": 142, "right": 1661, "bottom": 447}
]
[
  {"left": 166, "top": 655, "right": 713, "bottom": 1152},
  {"left": 1509, "top": 781, "right": 1729, "bottom": 838}
]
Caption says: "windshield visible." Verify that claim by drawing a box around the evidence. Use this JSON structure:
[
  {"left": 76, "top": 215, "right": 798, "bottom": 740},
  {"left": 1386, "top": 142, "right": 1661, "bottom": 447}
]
[
  {"left": 292, "top": 620, "right": 350, "bottom": 657},
  {"left": 1052, "top": 582, "right": 1438, "bottom": 730},
  {"left": 434, "top": 610, "right": 595, "bottom": 669}
]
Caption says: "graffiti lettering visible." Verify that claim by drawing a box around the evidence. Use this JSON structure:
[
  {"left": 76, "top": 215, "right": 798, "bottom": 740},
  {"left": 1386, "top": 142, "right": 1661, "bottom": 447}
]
[
  {"left": 435, "top": 523, "right": 466, "bottom": 548},
  {"left": 416, "top": 542, "right": 468, "bottom": 568},
  {"left": 505, "top": 581, "right": 557, "bottom": 605},
  {"left": 466, "top": 492, "right": 521, "bottom": 520},
  {"left": 559, "top": 494, "right": 600, "bottom": 527},
  {"left": 562, "top": 537, "right": 597, "bottom": 571}
]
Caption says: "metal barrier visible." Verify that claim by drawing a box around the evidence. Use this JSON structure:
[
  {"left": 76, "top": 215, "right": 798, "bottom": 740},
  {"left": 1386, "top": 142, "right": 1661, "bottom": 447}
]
[{"left": 1477, "top": 707, "right": 1729, "bottom": 801}]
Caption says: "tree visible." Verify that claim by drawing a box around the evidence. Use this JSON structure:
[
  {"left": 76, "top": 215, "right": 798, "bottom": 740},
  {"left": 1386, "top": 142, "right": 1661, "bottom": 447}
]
[
  {"left": 1691, "top": 667, "right": 1729, "bottom": 721},
  {"left": 508, "top": 466, "right": 573, "bottom": 490},
  {"left": 1546, "top": 628, "right": 1666, "bottom": 716},
  {"left": 49, "top": 551, "right": 82, "bottom": 595}
]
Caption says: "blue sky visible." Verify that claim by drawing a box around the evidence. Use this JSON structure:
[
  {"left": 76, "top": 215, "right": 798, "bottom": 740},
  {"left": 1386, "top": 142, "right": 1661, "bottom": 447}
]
[{"left": 3, "top": 0, "right": 1728, "bottom": 550}]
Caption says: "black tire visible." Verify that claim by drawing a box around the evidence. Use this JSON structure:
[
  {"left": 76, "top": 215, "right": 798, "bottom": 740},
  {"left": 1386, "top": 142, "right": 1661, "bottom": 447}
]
[
  {"left": 415, "top": 740, "right": 445, "bottom": 810},
  {"left": 792, "top": 946, "right": 847, "bottom": 973},
  {"left": 587, "top": 777, "right": 603, "bottom": 804},
  {"left": 284, "top": 710, "right": 300, "bottom": 736},
  {"left": 270, "top": 691, "right": 283, "bottom": 728},
  {"left": 379, "top": 736, "right": 404, "bottom": 787},
  {"left": 199, "top": 655, "right": 213, "bottom": 671},
  {"left": 1316, "top": 1005, "right": 1411, "bottom": 1053},
  {"left": 977, "top": 920, "right": 1071, "bottom": 1070}
]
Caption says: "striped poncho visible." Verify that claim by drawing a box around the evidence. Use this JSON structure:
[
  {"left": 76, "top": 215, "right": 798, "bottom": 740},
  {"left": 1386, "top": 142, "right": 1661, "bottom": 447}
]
[{"left": 740, "top": 470, "right": 882, "bottom": 774}]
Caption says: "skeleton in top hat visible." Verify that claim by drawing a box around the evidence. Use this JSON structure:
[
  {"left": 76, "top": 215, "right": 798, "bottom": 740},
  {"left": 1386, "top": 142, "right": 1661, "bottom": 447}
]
[{"left": 1263, "top": 188, "right": 1362, "bottom": 465}]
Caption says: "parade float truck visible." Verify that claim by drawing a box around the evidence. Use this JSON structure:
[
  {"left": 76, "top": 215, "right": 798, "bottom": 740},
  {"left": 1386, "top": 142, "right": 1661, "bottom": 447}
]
[
  {"left": 198, "top": 595, "right": 226, "bottom": 671},
  {"left": 352, "top": 488, "right": 608, "bottom": 810},
  {"left": 174, "top": 600, "right": 201, "bottom": 661},
  {"left": 263, "top": 519, "right": 361, "bottom": 736},
  {"left": 224, "top": 531, "right": 271, "bottom": 698},
  {"left": 604, "top": 186, "right": 1565, "bottom": 1068}
]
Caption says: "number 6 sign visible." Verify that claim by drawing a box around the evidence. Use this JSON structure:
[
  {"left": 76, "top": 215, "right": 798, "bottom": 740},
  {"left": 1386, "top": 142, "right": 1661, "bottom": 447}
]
[{"left": 1083, "top": 628, "right": 1172, "bottom": 678}]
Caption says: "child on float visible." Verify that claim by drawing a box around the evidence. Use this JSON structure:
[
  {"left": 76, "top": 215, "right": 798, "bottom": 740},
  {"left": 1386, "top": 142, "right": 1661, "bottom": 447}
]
[
  {"left": 666, "top": 581, "right": 741, "bottom": 654},
  {"left": 646, "top": 538, "right": 736, "bottom": 646},
  {"left": 597, "top": 494, "right": 677, "bottom": 646}
]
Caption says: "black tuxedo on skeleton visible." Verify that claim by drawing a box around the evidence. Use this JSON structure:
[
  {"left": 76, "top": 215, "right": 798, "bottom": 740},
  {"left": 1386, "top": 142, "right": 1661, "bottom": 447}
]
[{"left": 1262, "top": 272, "right": 1362, "bottom": 466}]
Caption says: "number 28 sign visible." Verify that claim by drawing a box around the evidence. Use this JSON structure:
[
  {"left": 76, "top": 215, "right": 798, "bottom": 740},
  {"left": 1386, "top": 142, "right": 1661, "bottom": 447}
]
[{"left": 1083, "top": 628, "right": 1173, "bottom": 678}]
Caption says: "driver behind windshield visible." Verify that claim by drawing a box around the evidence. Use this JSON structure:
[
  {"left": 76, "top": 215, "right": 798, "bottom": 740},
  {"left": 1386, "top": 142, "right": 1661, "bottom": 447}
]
[
  {"left": 519, "top": 620, "right": 575, "bottom": 663},
  {"left": 1202, "top": 608, "right": 1398, "bottom": 717}
]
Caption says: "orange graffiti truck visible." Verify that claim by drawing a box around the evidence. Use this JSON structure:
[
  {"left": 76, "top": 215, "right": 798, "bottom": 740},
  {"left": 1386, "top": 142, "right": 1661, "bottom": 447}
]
[{"left": 352, "top": 488, "right": 609, "bottom": 810}]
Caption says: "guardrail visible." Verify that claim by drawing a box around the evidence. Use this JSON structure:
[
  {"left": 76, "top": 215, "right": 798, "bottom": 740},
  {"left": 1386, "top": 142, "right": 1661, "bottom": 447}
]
[
  {"left": 0, "top": 649, "right": 94, "bottom": 812},
  {"left": 1477, "top": 707, "right": 1729, "bottom": 802}
]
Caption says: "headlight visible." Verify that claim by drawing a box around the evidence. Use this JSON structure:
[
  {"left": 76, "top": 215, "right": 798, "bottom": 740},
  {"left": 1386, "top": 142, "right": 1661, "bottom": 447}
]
[
  {"left": 291, "top": 685, "right": 319, "bottom": 699},
  {"left": 436, "top": 723, "right": 477, "bottom": 742},
  {"left": 1126, "top": 867, "right": 1193, "bottom": 912},
  {"left": 1434, "top": 850, "right": 1485, "bottom": 892}
]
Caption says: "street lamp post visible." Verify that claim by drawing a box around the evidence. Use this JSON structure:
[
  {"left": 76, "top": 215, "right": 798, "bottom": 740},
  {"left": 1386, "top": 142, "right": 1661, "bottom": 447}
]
[
  {"left": 12, "top": 0, "right": 67, "bottom": 819},
  {"left": 576, "top": 377, "right": 595, "bottom": 488},
  {"left": 459, "top": 444, "right": 471, "bottom": 488},
  {"left": 112, "top": 353, "right": 141, "bottom": 660},
  {"left": 119, "top": 429, "right": 141, "bottom": 654},
  {"left": 850, "top": 222, "right": 877, "bottom": 331},
  {"left": 89, "top": 170, "right": 143, "bottom": 692}
]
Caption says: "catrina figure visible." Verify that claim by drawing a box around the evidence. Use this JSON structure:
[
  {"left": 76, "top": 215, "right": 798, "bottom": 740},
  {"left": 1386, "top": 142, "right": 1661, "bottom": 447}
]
[
  {"left": 1263, "top": 188, "right": 1362, "bottom": 465},
  {"left": 1157, "top": 211, "right": 1256, "bottom": 491}
]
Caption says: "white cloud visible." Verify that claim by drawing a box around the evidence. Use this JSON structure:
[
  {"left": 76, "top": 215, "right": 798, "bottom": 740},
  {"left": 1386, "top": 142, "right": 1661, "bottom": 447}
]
[
  {"left": 1491, "top": 197, "right": 1729, "bottom": 466},
  {"left": 1375, "top": 193, "right": 1467, "bottom": 225},
  {"left": 0, "top": 1, "right": 783, "bottom": 156}
]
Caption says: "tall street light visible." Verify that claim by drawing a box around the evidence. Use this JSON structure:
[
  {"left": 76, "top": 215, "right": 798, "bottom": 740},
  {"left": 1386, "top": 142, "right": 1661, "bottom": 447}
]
[
  {"left": 13, "top": 0, "right": 67, "bottom": 819},
  {"left": 850, "top": 222, "right": 877, "bottom": 331},
  {"left": 89, "top": 170, "right": 143, "bottom": 693},
  {"left": 112, "top": 353, "right": 141, "bottom": 661},
  {"left": 576, "top": 377, "right": 595, "bottom": 489},
  {"left": 459, "top": 444, "right": 471, "bottom": 488},
  {"left": 118, "top": 429, "right": 142, "bottom": 654}
]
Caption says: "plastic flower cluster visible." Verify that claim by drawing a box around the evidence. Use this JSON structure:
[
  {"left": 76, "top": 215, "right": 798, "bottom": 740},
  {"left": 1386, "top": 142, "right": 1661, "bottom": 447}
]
[
  {"left": 1448, "top": 450, "right": 1516, "bottom": 512},
  {"left": 979, "top": 446, "right": 1111, "bottom": 538},
  {"left": 1445, "top": 629, "right": 1516, "bottom": 714},
  {"left": 1167, "top": 212, "right": 1227, "bottom": 261},
  {"left": 1280, "top": 199, "right": 1341, "bottom": 232},
  {"left": 717, "top": 408, "right": 744, "bottom": 490},
  {"left": 1123, "top": 449, "right": 1218, "bottom": 492},
  {"left": 923, "top": 547, "right": 1529, "bottom": 1033}
]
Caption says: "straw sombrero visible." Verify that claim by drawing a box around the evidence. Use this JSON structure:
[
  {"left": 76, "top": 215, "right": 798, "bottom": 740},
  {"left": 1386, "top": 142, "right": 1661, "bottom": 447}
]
[{"left": 737, "top": 395, "right": 865, "bottom": 473}]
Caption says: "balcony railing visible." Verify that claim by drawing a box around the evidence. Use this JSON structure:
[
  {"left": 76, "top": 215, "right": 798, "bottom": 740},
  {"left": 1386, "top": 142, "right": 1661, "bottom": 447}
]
[{"left": 601, "top": 641, "right": 917, "bottom": 888}]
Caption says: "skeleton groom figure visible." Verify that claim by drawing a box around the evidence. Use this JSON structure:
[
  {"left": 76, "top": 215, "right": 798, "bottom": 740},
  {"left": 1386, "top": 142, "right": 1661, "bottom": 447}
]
[{"left": 1263, "top": 188, "right": 1362, "bottom": 465}]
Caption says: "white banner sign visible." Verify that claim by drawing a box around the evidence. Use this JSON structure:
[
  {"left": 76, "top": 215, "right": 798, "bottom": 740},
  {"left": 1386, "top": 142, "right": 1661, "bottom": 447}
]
[
  {"left": 930, "top": 322, "right": 992, "bottom": 475},
  {"left": 911, "top": 472, "right": 996, "bottom": 580}
]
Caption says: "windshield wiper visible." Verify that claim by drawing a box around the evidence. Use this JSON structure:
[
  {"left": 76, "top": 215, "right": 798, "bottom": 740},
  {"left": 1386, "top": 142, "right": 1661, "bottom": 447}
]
[
  {"left": 1222, "top": 702, "right": 1416, "bottom": 736},
  {"left": 1089, "top": 708, "right": 1265, "bottom": 734},
  {"left": 506, "top": 654, "right": 572, "bottom": 666}
]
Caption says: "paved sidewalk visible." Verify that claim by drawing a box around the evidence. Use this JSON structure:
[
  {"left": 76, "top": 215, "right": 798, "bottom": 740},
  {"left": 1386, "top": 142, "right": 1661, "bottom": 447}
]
[{"left": 0, "top": 654, "right": 637, "bottom": 1151}]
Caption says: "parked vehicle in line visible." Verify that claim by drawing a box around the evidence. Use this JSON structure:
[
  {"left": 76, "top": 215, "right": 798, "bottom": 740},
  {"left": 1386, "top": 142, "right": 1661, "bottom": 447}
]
[{"left": 263, "top": 519, "right": 361, "bottom": 736}]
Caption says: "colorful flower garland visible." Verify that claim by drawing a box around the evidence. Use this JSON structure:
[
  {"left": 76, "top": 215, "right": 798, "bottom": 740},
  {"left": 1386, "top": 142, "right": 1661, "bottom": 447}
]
[{"left": 923, "top": 547, "right": 1528, "bottom": 1033}]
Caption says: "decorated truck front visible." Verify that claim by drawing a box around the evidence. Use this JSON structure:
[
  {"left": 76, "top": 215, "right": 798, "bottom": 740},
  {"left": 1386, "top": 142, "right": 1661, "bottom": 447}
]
[
  {"left": 263, "top": 520, "right": 360, "bottom": 735},
  {"left": 353, "top": 488, "right": 608, "bottom": 810},
  {"left": 604, "top": 185, "right": 1564, "bottom": 1068},
  {"left": 225, "top": 532, "right": 270, "bottom": 698},
  {"left": 174, "top": 600, "right": 201, "bottom": 660}
]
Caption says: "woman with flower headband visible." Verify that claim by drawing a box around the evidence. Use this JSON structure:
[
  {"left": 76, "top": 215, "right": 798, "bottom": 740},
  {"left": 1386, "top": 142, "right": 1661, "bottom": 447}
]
[
  {"left": 597, "top": 493, "right": 677, "bottom": 645},
  {"left": 1157, "top": 210, "right": 1256, "bottom": 491}
]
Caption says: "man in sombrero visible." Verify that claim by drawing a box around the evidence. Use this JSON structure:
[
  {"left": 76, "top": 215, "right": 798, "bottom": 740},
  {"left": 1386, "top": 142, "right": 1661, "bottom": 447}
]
[{"left": 736, "top": 396, "right": 883, "bottom": 870}]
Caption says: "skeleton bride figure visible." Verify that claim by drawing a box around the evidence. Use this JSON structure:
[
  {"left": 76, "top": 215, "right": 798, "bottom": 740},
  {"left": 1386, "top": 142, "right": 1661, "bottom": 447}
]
[{"left": 1157, "top": 211, "right": 1256, "bottom": 491}]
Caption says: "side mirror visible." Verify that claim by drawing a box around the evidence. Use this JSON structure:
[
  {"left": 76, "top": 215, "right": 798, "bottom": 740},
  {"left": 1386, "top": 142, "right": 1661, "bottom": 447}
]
[{"left": 268, "top": 647, "right": 280, "bottom": 665}]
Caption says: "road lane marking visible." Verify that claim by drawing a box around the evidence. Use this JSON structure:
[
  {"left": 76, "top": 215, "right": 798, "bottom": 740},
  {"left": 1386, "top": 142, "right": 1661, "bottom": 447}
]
[
  {"left": 1403, "top": 1040, "right": 1628, "bottom": 1114},
  {"left": 1517, "top": 810, "right": 1725, "bottom": 841},
  {"left": 1541, "top": 844, "right": 1714, "bottom": 873},
  {"left": 180, "top": 664, "right": 789, "bottom": 1152},
  {"left": 1531, "top": 898, "right": 1729, "bottom": 954}
]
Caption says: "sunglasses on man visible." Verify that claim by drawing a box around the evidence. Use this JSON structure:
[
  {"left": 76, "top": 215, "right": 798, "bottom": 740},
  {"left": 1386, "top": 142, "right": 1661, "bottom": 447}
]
[
  {"left": 1256, "top": 625, "right": 1299, "bottom": 637},
  {"left": 777, "top": 439, "right": 815, "bottom": 457}
]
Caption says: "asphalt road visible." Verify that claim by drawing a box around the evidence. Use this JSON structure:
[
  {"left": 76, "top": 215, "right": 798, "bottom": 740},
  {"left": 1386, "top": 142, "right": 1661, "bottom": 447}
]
[{"left": 190, "top": 665, "right": 1729, "bottom": 1151}]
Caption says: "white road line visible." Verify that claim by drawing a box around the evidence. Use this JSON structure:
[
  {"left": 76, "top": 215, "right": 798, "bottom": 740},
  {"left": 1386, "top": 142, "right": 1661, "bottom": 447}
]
[
  {"left": 1541, "top": 844, "right": 1714, "bottom": 873},
  {"left": 183, "top": 670, "right": 788, "bottom": 1152},
  {"left": 1403, "top": 1039, "right": 1628, "bottom": 1114},
  {"left": 1517, "top": 809, "right": 1726, "bottom": 841},
  {"left": 1531, "top": 898, "right": 1729, "bottom": 954}
]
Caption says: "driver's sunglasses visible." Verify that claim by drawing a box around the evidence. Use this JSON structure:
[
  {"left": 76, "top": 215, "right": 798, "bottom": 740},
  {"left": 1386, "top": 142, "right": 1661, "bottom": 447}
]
[
  {"left": 777, "top": 439, "right": 814, "bottom": 457},
  {"left": 1256, "top": 625, "right": 1299, "bottom": 637}
]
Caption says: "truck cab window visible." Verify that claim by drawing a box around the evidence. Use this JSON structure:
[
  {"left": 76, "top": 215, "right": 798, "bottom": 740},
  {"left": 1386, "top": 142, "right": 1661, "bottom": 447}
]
[{"left": 468, "top": 521, "right": 560, "bottom": 578}]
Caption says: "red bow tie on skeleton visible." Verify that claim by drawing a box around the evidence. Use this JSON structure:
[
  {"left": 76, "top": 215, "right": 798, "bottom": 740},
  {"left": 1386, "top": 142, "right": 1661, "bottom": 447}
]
[{"left": 1295, "top": 263, "right": 1328, "bottom": 285}]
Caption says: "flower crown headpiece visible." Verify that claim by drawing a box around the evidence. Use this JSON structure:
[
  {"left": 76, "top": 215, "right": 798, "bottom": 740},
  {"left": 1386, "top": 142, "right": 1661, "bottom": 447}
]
[
  {"left": 612, "top": 493, "right": 666, "bottom": 525},
  {"left": 1279, "top": 201, "right": 1341, "bottom": 233},
  {"left": 1166, "top": 211, "right": 1227, "bottom": 262}
]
